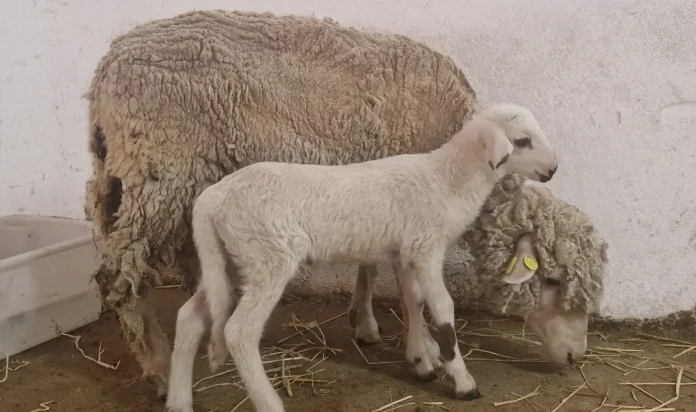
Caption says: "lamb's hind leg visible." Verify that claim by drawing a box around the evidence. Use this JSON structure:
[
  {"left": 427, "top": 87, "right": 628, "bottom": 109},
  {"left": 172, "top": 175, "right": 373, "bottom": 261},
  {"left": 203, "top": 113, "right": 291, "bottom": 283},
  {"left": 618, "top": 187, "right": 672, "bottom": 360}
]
[
  {"left": 165, "top": 290, "right": 209, "bottom": 412},
  {"left": 225, "top": 256, "right": 299, "bottom": 412},
  {"left": 205, "top": 258, "right": 239, "bottom": 373},
  {"left": 349, "top": 264, "right": 382, "bottom": 345}
]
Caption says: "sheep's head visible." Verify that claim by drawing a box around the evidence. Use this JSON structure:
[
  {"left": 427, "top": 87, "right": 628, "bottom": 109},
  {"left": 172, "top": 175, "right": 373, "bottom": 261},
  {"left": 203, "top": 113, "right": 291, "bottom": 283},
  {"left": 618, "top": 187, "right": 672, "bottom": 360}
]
[
  {"left": 504, "top": 235, "right": 590, "bottom": 367},
  {"left": 528, "top": 271, "right": 590, "bottom": 367},
  {"left": 477, "top": 103, "right": 558, "bottom": 183},
  {"left": 462, "top": 173, "right": 608, "bottom": 368}
]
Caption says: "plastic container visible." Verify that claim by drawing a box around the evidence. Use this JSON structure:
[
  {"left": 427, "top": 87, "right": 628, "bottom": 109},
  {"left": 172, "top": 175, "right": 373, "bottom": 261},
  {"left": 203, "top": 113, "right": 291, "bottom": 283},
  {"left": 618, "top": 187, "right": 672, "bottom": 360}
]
[{"left": 0, "top": 215, "right": 104, "bottom": 357}]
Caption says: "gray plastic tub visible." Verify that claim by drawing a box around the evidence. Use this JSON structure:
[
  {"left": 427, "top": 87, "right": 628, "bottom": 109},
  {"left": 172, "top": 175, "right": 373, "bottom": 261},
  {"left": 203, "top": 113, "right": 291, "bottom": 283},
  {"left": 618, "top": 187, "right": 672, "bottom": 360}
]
[{"left": 0, "top": 215, "right": 104, "bottom": 357}]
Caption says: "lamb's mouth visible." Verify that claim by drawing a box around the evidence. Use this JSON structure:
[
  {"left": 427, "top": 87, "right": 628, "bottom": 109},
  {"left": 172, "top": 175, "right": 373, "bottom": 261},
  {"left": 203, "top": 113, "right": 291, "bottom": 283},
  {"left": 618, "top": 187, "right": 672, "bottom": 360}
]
[{"left": 537, "top": 166, "right": 557, "bottom": 183}]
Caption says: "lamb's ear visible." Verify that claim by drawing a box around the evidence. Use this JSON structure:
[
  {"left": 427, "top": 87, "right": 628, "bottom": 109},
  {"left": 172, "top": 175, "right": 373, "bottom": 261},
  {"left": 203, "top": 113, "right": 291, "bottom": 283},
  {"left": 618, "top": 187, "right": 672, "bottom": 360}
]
[{"left": 483, "top": 127, "right": 514, "bottom": 170}]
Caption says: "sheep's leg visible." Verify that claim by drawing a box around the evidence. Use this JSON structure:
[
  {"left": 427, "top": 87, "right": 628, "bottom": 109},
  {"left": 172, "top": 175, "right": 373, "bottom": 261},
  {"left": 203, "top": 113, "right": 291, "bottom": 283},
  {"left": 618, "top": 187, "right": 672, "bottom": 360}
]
[
  {"left": 96, "top": 278, "right": 172, "bottom": 401},
  {"left": 412, "top": 254, "right": 481, "bottom": 400},
  {"left": 178, "top": 234, "right": 201, "bottom": 295},
  {"left": 349, "top": 264, "right": 382, "bottom": 345},
  {"left": 225, "top": 258, "right": 298, "bottom": 412},
  {"left": 92, "top": 177, "right": 198, "bottom": 400},
  {"left": 393, "top": 260, "right": 441, "bottom": 382},
  {"left": 165, "top": 290, "right": 209, "bottom": 412}
]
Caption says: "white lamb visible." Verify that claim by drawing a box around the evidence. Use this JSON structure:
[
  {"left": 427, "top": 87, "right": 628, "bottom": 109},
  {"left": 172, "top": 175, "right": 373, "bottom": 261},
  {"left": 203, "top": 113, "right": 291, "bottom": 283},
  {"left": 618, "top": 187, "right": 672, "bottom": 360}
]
[{"left": 166, "top": 102, "right": 558, "bottom": 412}]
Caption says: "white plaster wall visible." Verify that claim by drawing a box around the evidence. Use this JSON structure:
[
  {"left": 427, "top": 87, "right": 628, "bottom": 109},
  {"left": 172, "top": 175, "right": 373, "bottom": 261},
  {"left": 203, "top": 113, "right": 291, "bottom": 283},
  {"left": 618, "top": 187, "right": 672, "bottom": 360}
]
[{"left": 1, "top": 0, "right": 695, "bottom": 320}]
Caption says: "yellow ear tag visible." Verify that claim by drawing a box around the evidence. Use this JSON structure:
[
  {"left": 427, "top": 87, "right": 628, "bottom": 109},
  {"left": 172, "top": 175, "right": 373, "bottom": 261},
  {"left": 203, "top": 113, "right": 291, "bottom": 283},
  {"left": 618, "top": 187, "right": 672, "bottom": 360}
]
[
  {"left": 523, "top": 256, "right": 539, "bottom": 271},
  {"left": 506, "top": 256, "right": 518, "bottom": 274}
]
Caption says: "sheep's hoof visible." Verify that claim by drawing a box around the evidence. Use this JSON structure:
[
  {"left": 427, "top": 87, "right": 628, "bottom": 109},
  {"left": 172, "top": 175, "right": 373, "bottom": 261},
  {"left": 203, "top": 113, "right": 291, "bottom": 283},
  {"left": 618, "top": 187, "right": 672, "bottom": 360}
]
[
  {"left": 416, "top": 370, "right": 438, "bottom": 383},
  {"left": 455, "top": 389, "right": 482, "bottom": 401},
  {"left": 155, "top": 380, "right": 168, "bottom": 403},
  {"left": 356, "top": 336, "right": 381, "bottom": 346},
  {"left": 349, "top": 309, "right": 358, "bottom": 328}
]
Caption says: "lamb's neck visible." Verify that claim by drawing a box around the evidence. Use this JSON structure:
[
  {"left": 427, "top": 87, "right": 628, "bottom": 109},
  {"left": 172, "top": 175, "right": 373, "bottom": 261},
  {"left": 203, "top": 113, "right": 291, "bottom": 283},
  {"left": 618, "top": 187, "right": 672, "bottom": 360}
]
[{"left": 431, "top": 140, "right": 502, "bottom": 206}]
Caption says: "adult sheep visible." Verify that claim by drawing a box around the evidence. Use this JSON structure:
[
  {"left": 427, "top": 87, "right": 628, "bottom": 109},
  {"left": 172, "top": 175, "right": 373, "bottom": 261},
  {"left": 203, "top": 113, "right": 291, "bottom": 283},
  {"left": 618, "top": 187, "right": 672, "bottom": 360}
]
[
  {"left": 350, "top": 172, "right": 608, "bottom": 367},
  {"left": 84, "top": 9, "right": 478, "bottom": 398}
]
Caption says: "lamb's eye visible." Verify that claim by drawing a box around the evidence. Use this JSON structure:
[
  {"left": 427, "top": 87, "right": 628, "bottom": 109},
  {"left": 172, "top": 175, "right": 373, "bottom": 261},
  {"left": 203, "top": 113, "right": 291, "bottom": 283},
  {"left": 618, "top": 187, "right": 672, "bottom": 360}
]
[
  {"left": 514, "top": 137, "right": 532, "bottom": 149},
  {"left": 542, "top": 277, "right": 561, "bottom": 286}
]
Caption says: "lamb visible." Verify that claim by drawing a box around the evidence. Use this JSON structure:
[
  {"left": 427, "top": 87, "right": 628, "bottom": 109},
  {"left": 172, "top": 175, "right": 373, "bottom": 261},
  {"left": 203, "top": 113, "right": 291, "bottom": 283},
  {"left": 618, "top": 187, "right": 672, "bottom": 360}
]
[
  {"left": 349, "top": 172, "right": 608, "bottom": 368},
  {"left": 83, "top": 8, "right": 479, "bottom": 397},
  {"left": 166, "top": 102, "right": 558, "bottom": 412}
]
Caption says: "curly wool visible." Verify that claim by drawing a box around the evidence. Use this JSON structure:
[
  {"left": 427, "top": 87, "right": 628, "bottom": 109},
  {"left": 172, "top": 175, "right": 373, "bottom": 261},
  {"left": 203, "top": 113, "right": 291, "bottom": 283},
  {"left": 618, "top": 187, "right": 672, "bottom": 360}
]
[{"left": 459, "top": 173, "right": 608, "bottom": 317}]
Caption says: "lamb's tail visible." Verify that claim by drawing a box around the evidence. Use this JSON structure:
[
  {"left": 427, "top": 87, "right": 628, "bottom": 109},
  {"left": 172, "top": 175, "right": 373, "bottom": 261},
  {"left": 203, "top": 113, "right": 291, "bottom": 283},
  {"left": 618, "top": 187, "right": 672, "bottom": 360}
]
[{"left": 191, "top": 196, "right": 234, "bottom": 371}]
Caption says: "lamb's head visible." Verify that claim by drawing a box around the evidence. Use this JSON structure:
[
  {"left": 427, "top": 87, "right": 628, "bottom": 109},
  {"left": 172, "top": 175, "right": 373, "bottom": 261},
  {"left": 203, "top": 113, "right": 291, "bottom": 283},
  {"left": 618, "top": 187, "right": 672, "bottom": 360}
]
[{"left": 478, "top": 103, "right": 558, "bottom": 183}]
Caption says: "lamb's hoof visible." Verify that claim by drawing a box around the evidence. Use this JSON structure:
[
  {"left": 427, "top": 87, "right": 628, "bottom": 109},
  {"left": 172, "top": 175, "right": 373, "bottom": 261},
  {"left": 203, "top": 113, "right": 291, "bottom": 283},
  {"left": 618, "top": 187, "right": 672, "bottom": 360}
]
[
  {"left": 455, "top": 389, "right": 482, "bottom": 401},
  {"left": 416, "top": 370, "right": 438, "bottom": 383}
]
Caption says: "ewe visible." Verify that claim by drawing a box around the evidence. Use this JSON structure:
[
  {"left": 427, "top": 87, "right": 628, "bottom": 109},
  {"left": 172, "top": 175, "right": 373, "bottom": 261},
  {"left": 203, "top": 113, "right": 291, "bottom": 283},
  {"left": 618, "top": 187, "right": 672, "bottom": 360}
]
[
  {"left": 84, "top": 9, "right": 477, "bottom": 397},
  {"left": 166, "top": 102, "right": 557, "bottom": 412}
]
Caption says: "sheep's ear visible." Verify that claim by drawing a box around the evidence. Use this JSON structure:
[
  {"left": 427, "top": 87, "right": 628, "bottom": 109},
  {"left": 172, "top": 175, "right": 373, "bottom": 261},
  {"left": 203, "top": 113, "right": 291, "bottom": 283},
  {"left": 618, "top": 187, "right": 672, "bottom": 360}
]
[
  {"left": 502, "top": 255, "right": 538, "bottom": 284},
  {"left": 502, "top": 233, "right": 538, "bottom": 284},
  {"left": 483, "top": 127, "right": 514, "bottom": 171}
]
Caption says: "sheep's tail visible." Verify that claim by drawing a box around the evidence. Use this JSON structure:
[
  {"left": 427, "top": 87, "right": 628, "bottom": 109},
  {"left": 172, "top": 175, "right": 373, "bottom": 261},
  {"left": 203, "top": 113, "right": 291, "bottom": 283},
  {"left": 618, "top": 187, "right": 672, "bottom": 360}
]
[
  {"left": 191, "top": 197, "right": 234, "bottom": 345},
  {"left": 84, "top": 119, "right": 123, "bottom": 239}
]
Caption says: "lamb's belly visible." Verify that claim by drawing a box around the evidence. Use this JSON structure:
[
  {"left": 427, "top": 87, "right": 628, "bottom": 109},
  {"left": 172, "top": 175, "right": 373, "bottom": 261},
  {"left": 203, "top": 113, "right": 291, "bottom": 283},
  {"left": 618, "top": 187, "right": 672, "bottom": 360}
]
[{"left": 310, "top": 234, "right": 395, "bottom": 265}]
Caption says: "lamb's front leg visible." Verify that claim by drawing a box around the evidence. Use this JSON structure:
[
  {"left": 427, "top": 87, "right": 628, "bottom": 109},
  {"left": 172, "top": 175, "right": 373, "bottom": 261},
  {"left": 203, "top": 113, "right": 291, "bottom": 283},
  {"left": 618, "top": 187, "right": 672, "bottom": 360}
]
[
  {"left": 412, "top": 254, "right": 481, "bottom": 400},
  {"left": 349, "top": 264, "right": 382, "bottom": 345},
  {"left": 349, "top": 263, "right": 442, "bottom": 372},
  {"left": 393, "top": 261, "right": 443, "bottom": 381}
]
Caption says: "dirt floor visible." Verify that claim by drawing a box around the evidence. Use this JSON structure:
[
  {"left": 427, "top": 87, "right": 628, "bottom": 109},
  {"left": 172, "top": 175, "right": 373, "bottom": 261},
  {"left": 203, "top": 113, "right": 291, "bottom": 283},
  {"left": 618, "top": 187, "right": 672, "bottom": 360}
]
[{"left": 1, "top": 289, "right": 695, "bottom": 412}]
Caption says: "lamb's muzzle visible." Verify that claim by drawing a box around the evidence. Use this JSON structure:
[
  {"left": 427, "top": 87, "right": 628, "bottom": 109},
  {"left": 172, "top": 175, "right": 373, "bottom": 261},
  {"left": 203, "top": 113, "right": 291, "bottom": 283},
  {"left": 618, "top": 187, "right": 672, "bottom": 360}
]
[{"left": 538, "top": 164, "right": 558, "bottom": 182}]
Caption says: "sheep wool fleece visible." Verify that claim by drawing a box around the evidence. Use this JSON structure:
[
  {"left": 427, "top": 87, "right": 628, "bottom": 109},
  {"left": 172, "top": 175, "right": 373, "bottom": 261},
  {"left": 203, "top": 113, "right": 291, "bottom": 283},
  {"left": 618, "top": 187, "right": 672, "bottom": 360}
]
[
  {"left": 459, "top": 173, "right": 609, "bottom": 317},
  {"left": 83, "top": 9, "right": 478, "bottom": 385}
]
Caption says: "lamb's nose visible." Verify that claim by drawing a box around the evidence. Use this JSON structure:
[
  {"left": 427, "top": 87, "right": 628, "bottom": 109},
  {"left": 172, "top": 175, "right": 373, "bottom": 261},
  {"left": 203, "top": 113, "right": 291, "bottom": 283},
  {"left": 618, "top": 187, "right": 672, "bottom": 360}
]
[{"left": 539, "top": 165, "right": 558, "bottom": 183}]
